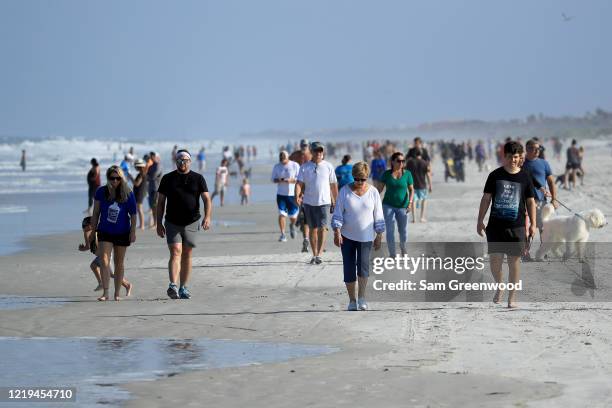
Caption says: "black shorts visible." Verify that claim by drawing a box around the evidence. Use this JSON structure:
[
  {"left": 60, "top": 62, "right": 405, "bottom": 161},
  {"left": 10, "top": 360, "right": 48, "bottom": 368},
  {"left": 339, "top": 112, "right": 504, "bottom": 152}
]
[
  {"left": 485, "top": 226, "right": 526, "bottom": 257},
  {"left": 566, "top": 163, "right": 580, "bottom": 170},
  {"left": 97, "top": 231, "right": 131, "bottom": 247}
]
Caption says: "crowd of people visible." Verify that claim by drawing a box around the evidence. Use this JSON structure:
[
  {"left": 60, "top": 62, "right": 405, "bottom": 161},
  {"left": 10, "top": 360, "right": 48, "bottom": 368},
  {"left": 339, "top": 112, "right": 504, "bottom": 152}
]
[{"left": 79, "top": 135, "right": 588, "bottom": 310}]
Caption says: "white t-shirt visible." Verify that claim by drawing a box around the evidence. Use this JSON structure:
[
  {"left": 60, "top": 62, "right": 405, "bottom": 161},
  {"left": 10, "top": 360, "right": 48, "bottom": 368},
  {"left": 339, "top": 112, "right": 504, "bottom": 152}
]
[
  {"left": 271, "top": 160, "right": 300, "bottom": 196},
  {"left": 216, "top": 166, "right": 228, "bottom": 185},
  {"left": 331, "top": 184, "right": 385, "bottom": 242},
  {"left": 297, "top": 160, "right": 338, "bottom": 206}
]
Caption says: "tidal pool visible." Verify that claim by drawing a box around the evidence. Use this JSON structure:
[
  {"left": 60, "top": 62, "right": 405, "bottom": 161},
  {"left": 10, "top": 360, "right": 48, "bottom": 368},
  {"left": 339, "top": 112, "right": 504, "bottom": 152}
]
[{"left": 0, "top": 337, "right": 337, "bottom": 406}]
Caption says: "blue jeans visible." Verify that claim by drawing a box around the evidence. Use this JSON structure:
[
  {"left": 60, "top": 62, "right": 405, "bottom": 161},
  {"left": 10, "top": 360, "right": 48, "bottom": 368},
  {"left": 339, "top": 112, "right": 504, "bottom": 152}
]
[
  {"left": 383, "top": 204, "right": 408, "bottom": 257},
  {"left": 340, "top": 236, "right": 373, "bottom": 283}
]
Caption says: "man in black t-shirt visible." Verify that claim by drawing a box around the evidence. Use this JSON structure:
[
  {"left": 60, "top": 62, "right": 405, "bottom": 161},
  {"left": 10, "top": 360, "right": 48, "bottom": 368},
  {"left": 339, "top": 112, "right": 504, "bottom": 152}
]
[
  {"left": 477, "top": 141, "right": 536, "bottom": 308},
  {"left": 405, "top": 149, "right": 432, "bottom": 223},
  {"left": 406, "top": 137, "right": 431, "bottom": 162},
  {"left": 157, "top": 150, "right": 212, "bottom": 300}
]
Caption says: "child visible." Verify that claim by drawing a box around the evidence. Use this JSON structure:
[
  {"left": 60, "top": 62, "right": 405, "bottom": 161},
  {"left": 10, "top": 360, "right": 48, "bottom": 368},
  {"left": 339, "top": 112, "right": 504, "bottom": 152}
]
[
  {"left": 240, "top": 177, "right": 251, "bottom": 205},
  {"left": 79, "top": 216, "right": 103, "bottom": 291},
  {"left": 79, "top": 216, "right": 132, "bottom": 295}
]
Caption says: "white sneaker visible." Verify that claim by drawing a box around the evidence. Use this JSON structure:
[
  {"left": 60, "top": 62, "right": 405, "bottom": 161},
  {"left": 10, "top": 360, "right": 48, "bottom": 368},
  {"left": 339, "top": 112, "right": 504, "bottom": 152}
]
[
  {"left": 347, "top": 300, "right": 357, "bottom": 311},
  {"left": 357, "top": 298, "right": 368, "bottom": 311},
  {"left": 279, "top": 234, "right": 287, "bottom": 242}
]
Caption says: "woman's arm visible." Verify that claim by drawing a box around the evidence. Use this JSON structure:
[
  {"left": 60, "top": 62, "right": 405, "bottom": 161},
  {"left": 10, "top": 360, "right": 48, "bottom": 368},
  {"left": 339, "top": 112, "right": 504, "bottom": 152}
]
[
  {"left": 91, "top": 200, "right": 101, "bottom": 231},
  {"left": 129, "top": 212, "right": 137, "bottom": 242},
  {"left": 373, "top": 190, "right": 385, "bottom": 250},
  {"left": 331, "top": 190, "right": 346, "bottom": 247},
  {"left": 408, "top": 184, "right": 414, "bottom": 207}
]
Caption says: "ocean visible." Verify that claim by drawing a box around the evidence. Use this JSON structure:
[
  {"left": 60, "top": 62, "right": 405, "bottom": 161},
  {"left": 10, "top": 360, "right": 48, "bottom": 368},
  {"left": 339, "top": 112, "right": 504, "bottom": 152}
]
[{"left": 0, "top": 137, "right": 279, "bottom": 256}]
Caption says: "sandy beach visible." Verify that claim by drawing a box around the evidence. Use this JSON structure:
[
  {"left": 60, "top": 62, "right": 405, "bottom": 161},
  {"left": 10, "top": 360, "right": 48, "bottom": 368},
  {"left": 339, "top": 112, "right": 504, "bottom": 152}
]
[{"left": 1, "top": 139, "right": 612, "bottom": 407}]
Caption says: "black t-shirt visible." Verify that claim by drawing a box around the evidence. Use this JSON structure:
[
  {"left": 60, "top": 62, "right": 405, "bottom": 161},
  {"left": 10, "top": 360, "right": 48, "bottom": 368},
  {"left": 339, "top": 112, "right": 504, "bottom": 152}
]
[
  {"left": 406, "top": 158, "right": 429, "bottom": 189},
  {"left": 158, "top": 170, "right": 208, "bottom": 226},
  {"left": 484, "top": 167, "right": 535, "bottom": 229},
  {"left": 407, "top": 147, "right": 430, "bottom": 162}
]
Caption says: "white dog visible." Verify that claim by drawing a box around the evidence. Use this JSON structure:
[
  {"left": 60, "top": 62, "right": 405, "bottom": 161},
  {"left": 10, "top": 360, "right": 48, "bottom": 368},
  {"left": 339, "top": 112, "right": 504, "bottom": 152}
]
[{"left": 535, "top": 204, "right": 607, "bottom": 261}]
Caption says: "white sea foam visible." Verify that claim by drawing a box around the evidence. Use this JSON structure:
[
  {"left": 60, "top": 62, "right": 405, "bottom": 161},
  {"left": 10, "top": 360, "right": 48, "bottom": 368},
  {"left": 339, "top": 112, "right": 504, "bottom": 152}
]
[
  {"left": 0, "top": 205, "right": 28, "bottom": 214},
  {"left": 0, "top": 137, "right": 272, "bottom": 194}
]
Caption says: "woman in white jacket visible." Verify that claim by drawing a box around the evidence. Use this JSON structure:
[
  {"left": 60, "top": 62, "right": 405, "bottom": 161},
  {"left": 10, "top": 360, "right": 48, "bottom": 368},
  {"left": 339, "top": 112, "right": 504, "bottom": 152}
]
[{"left": 331, "top": 162, "right": 385, "bottom": 311}]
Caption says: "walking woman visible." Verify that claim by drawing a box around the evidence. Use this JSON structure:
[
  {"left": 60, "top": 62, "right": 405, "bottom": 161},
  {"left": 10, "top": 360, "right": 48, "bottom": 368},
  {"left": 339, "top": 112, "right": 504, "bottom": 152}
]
[
  {"left": 91, "top": 165, "right": 136, "bottom": 301},
  {"left": 86, "top": 158, "right": 101, "bottom": 215},
  {"left": 378, "top": 152, "right": 414, "bottom": 257},
  {"left": 332, "top": 162, "right": 385, "bottom": 311}
]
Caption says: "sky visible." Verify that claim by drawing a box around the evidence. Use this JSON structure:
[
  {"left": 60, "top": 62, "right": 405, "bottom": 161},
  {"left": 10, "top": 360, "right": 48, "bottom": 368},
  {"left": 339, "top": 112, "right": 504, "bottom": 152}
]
[{"left": 0, "top": 0, "right": 611, "bottom": 140}]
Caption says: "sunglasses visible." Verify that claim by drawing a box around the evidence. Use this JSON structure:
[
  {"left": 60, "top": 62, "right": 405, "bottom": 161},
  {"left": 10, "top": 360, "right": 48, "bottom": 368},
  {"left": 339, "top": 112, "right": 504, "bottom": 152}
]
[
  {"left": 395, "top": 159, "right": 405, "bottom": 163},
  {"left": 108, "top": 176, "right": 122, "bottom": 181},
  {"left": 354, "top": 178, "right": 367, "bottom": 182},
  {"left": 176, "top": 159, "right": 191, "bottom": 164}
]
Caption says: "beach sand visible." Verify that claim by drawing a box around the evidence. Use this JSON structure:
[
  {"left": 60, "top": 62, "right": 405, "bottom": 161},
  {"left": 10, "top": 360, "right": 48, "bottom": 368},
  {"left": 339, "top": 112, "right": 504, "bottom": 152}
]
[{"left": 1, "top": 139, "right": 612, "bottom": 407}]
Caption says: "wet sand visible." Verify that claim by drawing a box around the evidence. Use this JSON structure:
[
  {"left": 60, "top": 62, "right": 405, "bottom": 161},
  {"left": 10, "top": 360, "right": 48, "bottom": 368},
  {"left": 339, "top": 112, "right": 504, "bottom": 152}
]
[{"left": 1, "top": 139, "right": 612, "bottom": 407}]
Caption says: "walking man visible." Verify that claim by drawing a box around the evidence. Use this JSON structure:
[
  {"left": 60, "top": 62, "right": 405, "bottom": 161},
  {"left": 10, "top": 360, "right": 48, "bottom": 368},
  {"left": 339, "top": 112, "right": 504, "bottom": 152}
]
[
  {"left": 157, "top": 150, "right": 212, "bottom": 299},
  {"left": 271, "top": 151, "right": 300, "bottom": 242},
  {"left": 523, "top": 139, "right": 558, "bottom": 245},
  {"left": 406, "top": 149, "right": 432, "bottom": 223},
  {"left": 477, "top": 141, "right": 536, "bottom": 308},
  {"left": 147, "top": 152, "right": 163, "bottom": 229},
  {"left": 295, "top": 142, "right": 338, "bottom": 264},
  {"left": 290, "top": 139, "right": 313, "bottom": 252}
]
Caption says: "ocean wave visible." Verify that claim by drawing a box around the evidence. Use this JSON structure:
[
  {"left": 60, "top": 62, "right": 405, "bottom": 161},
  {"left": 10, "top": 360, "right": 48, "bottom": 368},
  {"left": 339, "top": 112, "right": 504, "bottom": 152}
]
[{"left": 0, "top": 205, "right": 28, "bottom": 214}]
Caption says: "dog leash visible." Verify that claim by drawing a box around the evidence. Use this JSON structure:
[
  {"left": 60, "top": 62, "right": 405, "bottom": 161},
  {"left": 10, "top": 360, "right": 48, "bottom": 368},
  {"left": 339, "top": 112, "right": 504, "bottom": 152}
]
[{"left": 552, "top": 198, "right": 586, "bottom": 222}]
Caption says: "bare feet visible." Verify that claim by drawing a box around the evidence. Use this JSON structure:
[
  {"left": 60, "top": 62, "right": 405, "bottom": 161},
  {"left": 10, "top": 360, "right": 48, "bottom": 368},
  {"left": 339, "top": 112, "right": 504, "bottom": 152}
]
[
  {"left": 420, "top": 218, "right": 427, "bottom": 223},
  {"left": 94, "top": 284, "right": 103, "bottom": 292},
  {"left": 98, "top": 294, "right": 108, "bottom": 301},
  {"left": 507, "top": 295, "right": 518, "bottom": 308},
  {"left": 114, "top": 295, "right": 121, "bottom": 301},
  {"left": 493, "top": 290, "right": 504, "bottom": 304},
  {"left": 125, "top": 282, "right": 133, "bottom": 297}
]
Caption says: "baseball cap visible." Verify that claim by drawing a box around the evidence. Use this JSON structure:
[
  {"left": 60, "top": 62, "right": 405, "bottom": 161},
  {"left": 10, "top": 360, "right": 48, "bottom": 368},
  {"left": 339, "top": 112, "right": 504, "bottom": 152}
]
[
  {"left": 300, "top": 139, "right": 309, "bottom": 147},
  {"left": 310, "top": 141, "right": 325, "bottom": 151},
  {"left": 134, "top": 159, "right": 145, "bottom": 168}
]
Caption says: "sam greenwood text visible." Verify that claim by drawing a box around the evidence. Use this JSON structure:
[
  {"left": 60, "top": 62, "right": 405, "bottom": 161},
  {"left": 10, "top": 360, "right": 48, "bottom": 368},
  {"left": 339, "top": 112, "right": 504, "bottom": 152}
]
[{"left": 373, "top": 280, "right": 523, "bottom": 292}]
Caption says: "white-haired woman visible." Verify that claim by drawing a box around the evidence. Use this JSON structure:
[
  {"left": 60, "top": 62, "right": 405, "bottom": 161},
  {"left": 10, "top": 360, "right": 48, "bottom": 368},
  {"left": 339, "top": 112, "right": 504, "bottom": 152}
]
[
  {"left": 332, "top": 162, "right": 385, "bottom": 311},
  {"left": 91, "top": 165, "right": 136, "bottom": 301}
]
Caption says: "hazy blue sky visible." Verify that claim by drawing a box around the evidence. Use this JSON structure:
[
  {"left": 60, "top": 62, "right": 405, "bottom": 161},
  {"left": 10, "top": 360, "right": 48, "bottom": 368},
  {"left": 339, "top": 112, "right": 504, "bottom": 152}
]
[{"left": 1, "top": 0, "right": 610, "bottom": 140}]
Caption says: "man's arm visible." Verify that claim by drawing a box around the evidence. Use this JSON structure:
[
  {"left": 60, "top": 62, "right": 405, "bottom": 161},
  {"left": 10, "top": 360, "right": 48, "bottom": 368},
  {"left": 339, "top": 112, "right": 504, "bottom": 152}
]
[
  {"left": 426, "top": 164, "right": 433, "bottom": 192},
  {"left": 330, "top": 183, "right": 338, "bottom": 206},
  {"left": 526, "top": 197, "right": 537, "bottom": 238},
  {"left": 546, "top": 174, "right": 558, "bottom": 208},
  {"left": 201, "top": 191, "right": 212, "bottom": 230},
  {"left": 477, "top": 193, "right": 492, "bottom": 236},
  {"left": 295, "top": 181, "right": 304, "bottom": 205},
  {"left": 156, "top": 193, "right": 166, "bottom": 238}
]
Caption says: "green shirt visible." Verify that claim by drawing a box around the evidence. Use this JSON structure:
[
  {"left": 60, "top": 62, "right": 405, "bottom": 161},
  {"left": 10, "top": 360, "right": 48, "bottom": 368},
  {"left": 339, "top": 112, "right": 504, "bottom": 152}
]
[{"left": 381, "top": 169, "right": 413, "bottom": 208}]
